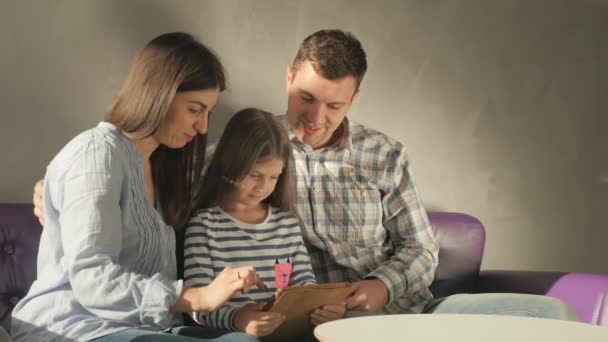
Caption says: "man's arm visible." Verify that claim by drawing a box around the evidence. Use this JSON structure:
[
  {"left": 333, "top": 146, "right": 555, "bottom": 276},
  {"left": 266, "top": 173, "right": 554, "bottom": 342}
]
[
  {"left": 33, "top": 180, "right": 44, "bottom": 225},
  {"left": 348, "top": 146, "right": 439, "bottom": 312},
  {"left": 369, "top": 147, "right": 439, "bottom": 301}
]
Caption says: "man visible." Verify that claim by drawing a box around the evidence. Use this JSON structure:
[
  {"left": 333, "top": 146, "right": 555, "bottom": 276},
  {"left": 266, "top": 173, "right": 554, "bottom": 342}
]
[
  {"left": 280, "top": 29, "right": 575, "bottom": 324},
  {"left": 33, "top": 29, "right": 576, "bottom": 326}
]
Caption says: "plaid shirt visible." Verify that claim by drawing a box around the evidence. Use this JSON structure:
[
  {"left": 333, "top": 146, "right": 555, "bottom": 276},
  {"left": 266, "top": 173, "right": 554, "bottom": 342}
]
[{"left": 279, "top": 115, "right": 439, "bottom": 313}]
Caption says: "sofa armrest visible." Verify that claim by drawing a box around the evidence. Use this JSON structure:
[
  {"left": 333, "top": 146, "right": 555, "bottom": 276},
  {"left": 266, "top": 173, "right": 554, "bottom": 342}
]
[{"left": 476, "top": 270, "right": 608, "bottom": 326}]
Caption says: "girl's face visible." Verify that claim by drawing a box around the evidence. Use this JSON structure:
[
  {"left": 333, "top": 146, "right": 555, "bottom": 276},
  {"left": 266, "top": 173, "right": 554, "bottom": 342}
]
[
  {"left": 228, "top": 156, "right": 284, "bottom": 209},
  {"left": 154, "top": 88, "right": 220, "bottom": 149}
]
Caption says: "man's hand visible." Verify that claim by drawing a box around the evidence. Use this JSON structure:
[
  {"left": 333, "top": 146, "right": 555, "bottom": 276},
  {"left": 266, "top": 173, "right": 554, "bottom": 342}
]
[
  {"left": 233, "top": 302, "right": 285, "bottom": 337},
  {"left": 33, "top": 180, "right": 45, "bottom": 225},
  {"left": 310, "top": 303, "right": 346, "bottom": 326},
  {"left": 344, "top": 279, "right": 389, "bottom": 313}
]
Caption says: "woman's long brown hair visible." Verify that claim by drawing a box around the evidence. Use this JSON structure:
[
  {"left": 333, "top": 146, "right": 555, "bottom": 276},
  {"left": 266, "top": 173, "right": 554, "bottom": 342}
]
[{"left": 105, "top": 32, "right": 226, "bottom": 229}]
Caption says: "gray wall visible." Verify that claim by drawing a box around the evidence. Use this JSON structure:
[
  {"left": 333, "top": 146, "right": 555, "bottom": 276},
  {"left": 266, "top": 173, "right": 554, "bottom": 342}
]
[{"left": 1, "top": 0, "right": 607, "bottom": 273}]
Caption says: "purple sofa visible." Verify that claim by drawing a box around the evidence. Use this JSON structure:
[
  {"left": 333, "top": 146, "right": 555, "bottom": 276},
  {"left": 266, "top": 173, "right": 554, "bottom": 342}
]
[{"left": 1, "top": 204, "right": 607, "bottom": 334}]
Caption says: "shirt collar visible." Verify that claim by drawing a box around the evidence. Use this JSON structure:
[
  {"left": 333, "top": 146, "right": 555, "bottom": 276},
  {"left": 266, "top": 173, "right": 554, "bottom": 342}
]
[{"left": 283, "top": 114, "right": 352, "bottom": 152}]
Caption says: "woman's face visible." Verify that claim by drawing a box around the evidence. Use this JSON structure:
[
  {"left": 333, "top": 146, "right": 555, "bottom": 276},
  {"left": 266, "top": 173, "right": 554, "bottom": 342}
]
[{"left": 154, "top": 88, "right": 220, "bottom": 148}]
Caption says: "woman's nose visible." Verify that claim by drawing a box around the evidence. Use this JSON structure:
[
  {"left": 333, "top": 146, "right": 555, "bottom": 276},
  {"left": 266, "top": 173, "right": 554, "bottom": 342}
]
[{"left": 194, "top": 112, "right": 209, "bottom": 135}]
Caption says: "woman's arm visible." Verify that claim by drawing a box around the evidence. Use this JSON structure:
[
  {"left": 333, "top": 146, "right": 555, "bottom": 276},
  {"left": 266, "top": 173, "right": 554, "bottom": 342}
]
[{"left": 58, "top": 142, "right": 181, "bottom": 327}]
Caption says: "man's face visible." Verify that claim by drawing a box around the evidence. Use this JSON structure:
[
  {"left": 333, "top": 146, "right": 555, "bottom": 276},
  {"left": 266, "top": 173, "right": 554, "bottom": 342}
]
[{"left": 286, "top": 61, "right": 359, "bottom": 149}]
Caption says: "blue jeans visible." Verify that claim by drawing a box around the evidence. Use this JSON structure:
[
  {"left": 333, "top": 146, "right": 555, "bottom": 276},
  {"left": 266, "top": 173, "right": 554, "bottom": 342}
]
[
  {"left": 91, "top": 326, "right": 260, "bottom": 342},
  {"left": 423, "top": 293, "right": 578, "bottom": 320}
]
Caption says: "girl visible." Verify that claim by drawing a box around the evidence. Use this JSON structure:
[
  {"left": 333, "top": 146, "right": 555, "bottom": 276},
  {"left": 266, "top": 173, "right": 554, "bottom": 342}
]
[
  {"left": 11, "top": 32, "right": 263, "bottom": 342},
  {"left": 184, "top": 108, "right": 317, "bottom": 338}
]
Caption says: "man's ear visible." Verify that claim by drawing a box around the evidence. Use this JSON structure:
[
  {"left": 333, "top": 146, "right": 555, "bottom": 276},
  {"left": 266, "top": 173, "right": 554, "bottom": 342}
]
[
  {"left": 351, "top": 88, "right": 361, "bottom": 103},
  {"left": 285, "top": 65, "right": 294, "bottom": 92}
]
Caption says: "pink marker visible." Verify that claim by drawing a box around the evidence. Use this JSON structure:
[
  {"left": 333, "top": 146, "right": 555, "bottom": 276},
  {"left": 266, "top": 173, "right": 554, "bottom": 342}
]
[{"left": 274, "top": 258, "right": 293, "bottom": 289}]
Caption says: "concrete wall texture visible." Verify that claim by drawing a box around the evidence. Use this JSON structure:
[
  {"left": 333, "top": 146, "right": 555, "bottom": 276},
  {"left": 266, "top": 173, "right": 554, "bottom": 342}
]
[{"left": 1, "top": 0, "right": 607, "bottom": 273}]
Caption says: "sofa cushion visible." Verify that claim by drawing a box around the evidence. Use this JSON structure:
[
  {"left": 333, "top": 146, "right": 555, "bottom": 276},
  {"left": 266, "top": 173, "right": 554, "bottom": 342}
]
[{"left": 0, "top": 204, "right": 41, "bottom": 332}]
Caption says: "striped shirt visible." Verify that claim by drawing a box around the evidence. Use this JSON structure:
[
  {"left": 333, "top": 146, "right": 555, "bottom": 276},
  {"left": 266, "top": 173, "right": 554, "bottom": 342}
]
[
  {"left": 183, "top": 205, "right": 316, "bottom": 330},
  {"left": 280, "top": 115, "right": 440, "bottom": 314}
]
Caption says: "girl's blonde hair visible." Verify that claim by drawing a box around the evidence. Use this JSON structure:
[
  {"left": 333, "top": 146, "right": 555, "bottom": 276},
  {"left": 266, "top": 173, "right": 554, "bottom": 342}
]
[
  {"left": 197, "top": 108, "right": 294, "bottom": 212},
  {"left": 106, "top": 32, "right": 226, "bottom": 229}
]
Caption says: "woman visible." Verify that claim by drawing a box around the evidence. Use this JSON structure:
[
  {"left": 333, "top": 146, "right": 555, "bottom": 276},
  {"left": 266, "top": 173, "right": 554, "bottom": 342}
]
[{"left": 11, "top": 32, "right": 262, "bottom": 342}]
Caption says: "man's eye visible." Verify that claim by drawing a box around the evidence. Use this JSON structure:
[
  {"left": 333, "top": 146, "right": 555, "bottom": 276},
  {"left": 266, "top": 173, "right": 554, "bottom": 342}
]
[
  {"left": 328, "top": 105, "right": 341, "bottom": 111},
  {"left": 302, "top": 97, "right": 314, "bottom": 103},
  {"left": 189, "top": 108, "right": 200, "bottom": 114}
]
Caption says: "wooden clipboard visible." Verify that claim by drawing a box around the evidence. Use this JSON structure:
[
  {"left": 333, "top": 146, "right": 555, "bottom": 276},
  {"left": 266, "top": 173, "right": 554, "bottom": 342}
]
[{"left": 260, "top": 282, "right": 354, "bottom": 342}]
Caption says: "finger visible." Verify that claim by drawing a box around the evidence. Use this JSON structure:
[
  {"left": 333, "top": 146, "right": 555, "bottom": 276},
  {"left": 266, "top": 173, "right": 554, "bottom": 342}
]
[
  {"left": 254, "top": 274, "right": 268, "bottom": 291},
  {"left": 312, "top": 308, "right": 342, "bottom": 322},
  {"left": 34, "top": 206, "right": 43, "bottom": 219},
  {"left": 320, "top": 304, "right": 346, "bottom": 316},
  {"left": 310, "top": 314, "right": 329, "bottom": 326},
  {"left": 252, "top": 312, "right": 284, "bottom": 322},
  {"left": 345, "top": 290, "right": 367, "bottom": 310}
]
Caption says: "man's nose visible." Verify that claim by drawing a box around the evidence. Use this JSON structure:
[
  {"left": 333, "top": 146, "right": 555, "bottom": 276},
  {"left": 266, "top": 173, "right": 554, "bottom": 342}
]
[{"left": 308, "top": 104, "right": 325, "bottom": 125}]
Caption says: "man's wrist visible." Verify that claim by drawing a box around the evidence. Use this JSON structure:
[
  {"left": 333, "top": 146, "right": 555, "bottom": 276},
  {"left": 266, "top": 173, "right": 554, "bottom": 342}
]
[{"left": 364, "top": 276, "right": 391, "bottom": 304}]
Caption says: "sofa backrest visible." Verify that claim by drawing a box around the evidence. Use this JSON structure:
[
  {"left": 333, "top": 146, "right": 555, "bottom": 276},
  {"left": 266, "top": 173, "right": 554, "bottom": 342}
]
[
  {"left": 0, "top": 205, "right": 487, "bottom": 332},
  {"left": 428, "top": 212, "right": 486, "bottom": 298},
  {"left": 0, "top": 203, "right": 42, "bottom": 332}
]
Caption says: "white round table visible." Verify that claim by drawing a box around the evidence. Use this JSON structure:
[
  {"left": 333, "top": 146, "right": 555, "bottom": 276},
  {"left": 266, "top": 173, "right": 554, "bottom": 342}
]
[{"left": 313, "top": 314, "right": 608, "bottom": 342}]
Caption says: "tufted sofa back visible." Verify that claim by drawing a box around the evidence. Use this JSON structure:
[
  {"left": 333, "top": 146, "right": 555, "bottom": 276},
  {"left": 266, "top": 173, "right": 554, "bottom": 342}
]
[
  {"left": 0, "top": 204, "right": 41, "bottom": 332},
  {"left": 0, "top": 205, "right": 489, "bottom": 333}
]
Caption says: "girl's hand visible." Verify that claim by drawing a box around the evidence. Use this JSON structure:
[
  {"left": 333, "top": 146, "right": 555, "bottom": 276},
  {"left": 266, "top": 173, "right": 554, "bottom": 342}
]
[{"left": 233, "top": 302, "right": 285, "bottom": 337}]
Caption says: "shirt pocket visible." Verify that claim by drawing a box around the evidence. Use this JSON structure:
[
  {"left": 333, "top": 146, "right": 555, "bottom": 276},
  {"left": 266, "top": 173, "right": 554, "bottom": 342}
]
[{"left": 327, "top": 185, "right": 384, "bottom": 245}]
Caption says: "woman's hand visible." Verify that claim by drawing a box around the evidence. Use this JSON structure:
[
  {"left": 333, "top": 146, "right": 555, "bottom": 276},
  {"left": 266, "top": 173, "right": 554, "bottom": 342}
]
[
  {"left": 172, "top": 265, "right": 266, "bottom": 313},
  {"left": 233, "top": 302, "right": 285, "bottom": 337},
  {"left": 202, "top": 265, "right": 266, "bottom": 311}
]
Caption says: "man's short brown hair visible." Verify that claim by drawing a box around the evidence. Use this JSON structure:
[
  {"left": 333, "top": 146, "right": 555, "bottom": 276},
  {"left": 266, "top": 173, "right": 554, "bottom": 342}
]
[{"left": 292, "top": 29, "right": 367, "bottom": 88}]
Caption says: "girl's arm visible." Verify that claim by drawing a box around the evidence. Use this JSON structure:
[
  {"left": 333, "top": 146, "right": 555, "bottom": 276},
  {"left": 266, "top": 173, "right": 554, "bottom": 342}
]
[{"left": 183, "top": 216, "right": 239, "bottom": 330}]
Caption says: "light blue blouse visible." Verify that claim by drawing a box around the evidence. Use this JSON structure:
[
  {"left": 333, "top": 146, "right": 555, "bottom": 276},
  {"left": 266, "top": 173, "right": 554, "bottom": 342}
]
[{"left": 11, "top": 122, "right": 183, "bottom": 341}]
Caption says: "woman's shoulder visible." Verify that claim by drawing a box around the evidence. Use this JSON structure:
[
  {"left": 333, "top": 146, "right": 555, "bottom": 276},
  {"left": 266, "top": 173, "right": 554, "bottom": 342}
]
[{"left": 46, "top": 123, "right": 132, "bottom": 179}]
